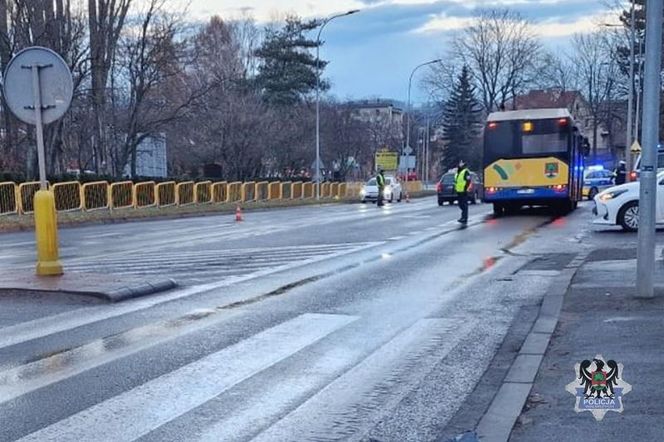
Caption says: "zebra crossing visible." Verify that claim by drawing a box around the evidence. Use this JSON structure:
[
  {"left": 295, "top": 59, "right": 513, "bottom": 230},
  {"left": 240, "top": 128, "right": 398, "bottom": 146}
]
[
  {"left": 8, "top": 242, "right": 382, "bottom": 285},
  {"left": 1, "top": 310, "right": 479, "bottom": 442}
]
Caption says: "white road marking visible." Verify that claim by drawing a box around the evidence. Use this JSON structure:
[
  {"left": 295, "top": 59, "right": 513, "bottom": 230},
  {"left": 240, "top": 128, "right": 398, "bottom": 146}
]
[
  {"left": 251, "top": 317, "right": 474, "bottom": 442},
  {"left": 18, "top": 313, "right": 358, "bottom": 442},
  {"left": 388, "top": 236, "right": 406, "bottom": 241},
  {"left": 0, "top": 242, "right": 382, "bottom": 351}
]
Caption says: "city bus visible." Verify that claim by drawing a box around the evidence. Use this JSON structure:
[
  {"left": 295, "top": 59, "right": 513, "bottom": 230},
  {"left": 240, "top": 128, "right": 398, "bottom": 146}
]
[{"left": 483, "top": 108, "right": 586, "bottom": 216}]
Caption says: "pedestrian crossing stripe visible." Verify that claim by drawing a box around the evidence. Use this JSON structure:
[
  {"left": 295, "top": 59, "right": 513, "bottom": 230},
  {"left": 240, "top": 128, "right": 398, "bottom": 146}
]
[{"left": 17, "top": 314, "right": 358, "bottom": 442}]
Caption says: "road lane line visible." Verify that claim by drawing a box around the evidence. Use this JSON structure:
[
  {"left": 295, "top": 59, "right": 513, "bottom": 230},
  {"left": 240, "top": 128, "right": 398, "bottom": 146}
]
[
  {"left": 0, "top": 242, "right": 382, "bottom": 351},
  {"left": 17, "top": 313, "right": 358, "bottom": 442},
  {"left": 251, "top": 317, "right": 475, "bottom": 442}
]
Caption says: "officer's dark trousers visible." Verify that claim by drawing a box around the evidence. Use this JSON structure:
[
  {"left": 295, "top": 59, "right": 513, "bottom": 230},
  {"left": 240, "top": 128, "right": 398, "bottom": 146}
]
[
  {"left": 457, "top": 192, "right": 468, "bottom": 222},
  {"left": 377, "top": 189, "right": 384, "bottom": 207}
]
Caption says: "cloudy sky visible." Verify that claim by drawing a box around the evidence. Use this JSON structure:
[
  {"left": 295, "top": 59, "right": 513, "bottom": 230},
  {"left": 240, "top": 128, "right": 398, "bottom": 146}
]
[{"left": 185, "top": 0, "right": 620, "bottom": 104}]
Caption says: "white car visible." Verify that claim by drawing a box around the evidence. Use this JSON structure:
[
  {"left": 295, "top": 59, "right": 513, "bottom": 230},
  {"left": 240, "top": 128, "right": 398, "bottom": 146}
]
[
  {"left": 360, "top": 176, "right": 403, "bottom": 203},
  {"left": 593, "top": 171, "right": 664, "bottom": 231}
]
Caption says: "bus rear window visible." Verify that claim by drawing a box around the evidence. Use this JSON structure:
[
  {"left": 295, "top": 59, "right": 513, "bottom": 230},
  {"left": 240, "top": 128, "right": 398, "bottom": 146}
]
[
  {"left": 522, "top": 133, "right": 568, "bottom": 154},
  {"left": 485, "top": 121, "right": 518, "bottom": 157},
  {"left": 521, "top": 119, "right": 569, "bottom": 154}
]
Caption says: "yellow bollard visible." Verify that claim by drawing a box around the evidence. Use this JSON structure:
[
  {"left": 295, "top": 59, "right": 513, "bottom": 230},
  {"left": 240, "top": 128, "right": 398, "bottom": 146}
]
[{"left": 34, "top": 190, "right": 63, "bottom": 276}]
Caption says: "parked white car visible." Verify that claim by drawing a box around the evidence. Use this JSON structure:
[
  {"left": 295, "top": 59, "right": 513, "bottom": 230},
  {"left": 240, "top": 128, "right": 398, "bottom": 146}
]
[
  {"left": 360, "top": 176, "right": 403, "bottom": 203},
  {"left": 593, "top": 171, "right": 664, "bottom": 231}
]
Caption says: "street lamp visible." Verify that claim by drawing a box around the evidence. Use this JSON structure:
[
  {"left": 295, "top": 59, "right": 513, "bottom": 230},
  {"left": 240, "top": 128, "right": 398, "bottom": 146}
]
[
  {"left": 406, "top": 59, "right": 441, "bottom": 182},
  {"left": 315, "top": 9, "right": 360, "bottom": 200}
]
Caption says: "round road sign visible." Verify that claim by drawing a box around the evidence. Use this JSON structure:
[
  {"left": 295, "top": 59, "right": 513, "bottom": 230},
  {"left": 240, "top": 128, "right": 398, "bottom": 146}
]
[{"left": 3, "top": 46, "right": 73, "bottom": 125}]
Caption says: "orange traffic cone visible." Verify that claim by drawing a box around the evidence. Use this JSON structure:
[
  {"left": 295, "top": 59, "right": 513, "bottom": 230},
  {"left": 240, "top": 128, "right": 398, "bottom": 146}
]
[{"left": 235, "top": 206, "right": 243, "bottom": 222}]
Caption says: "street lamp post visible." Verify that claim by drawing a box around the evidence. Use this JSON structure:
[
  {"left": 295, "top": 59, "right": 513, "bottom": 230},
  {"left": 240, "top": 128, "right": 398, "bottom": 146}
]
[
  {"left": 636, "top": 0, "right": 663, "bottom": 299},
  {"left": 405, "top": 59, "right": 441, "bottom": 190},
  {"left": 315, "top": 9, "right": 359, "bottom": 200}
]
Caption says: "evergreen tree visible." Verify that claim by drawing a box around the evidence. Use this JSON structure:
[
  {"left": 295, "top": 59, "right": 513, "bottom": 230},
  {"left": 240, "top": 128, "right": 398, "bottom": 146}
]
[
  {"left": 441, "top": 66, "right": 483, "bottom": 171},
  {"left": 254, "top": 17, "right": 328, "bottom": 106}
]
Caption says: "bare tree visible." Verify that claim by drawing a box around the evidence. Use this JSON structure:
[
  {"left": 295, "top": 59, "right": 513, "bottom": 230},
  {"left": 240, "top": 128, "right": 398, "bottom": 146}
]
[
  {"left": 534, "top": 51, "right": 579, "bottom": 92},
  {"left": 571, "top": 31, "right": 620, "bottom": 160},
  {"left": 455, "top": 9, "right": 542, "bottom": 111},
  {"left": 88, "top": 0, "right": 131, "bottom": 173}
]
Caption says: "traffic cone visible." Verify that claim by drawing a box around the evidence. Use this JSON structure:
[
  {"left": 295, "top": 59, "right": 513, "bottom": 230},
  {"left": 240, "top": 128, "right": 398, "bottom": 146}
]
[
  {"left": 405, "top": 192, "right": 410, "bottom": 203},
  {"left": 235, "top": 206, "right": 243, "bottom": 222}
]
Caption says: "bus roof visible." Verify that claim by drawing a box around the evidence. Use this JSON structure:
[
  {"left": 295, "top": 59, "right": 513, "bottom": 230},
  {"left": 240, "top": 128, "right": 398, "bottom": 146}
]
[{"left": 487, "top": 108, "right": 573, "bottom": 122}]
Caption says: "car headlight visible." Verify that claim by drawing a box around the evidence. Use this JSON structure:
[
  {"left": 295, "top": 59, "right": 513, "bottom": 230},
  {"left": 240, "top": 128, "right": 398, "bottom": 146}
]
[
  {"left": 360, "top": 189, "right": 366, "bottom": 196},
  {"left": 599, "top": 189, "right": 628, "bottom": 202}
]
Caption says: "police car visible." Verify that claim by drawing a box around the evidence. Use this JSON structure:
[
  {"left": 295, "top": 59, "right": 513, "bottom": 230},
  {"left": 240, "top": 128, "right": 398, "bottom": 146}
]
[{"left": 583, "top": 167, "right": 615, "bottom": 200}]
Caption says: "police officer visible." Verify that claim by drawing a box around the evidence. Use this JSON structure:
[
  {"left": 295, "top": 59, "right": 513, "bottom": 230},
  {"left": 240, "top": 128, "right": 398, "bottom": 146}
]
[
  {"left": 613, "top": 161, "right": 627, "bottom": 185},
  {"left": 376, "top": 169, "right": 386, "bottom": 207},
  {"left": 455, "top": 160, "right": 472, "bottom": 224}
]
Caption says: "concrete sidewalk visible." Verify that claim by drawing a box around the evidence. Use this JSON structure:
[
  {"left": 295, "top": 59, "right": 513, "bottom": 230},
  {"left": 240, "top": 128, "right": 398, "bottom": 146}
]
[{"left": 510, "top": 248, "right": 664, "bottom": 440}]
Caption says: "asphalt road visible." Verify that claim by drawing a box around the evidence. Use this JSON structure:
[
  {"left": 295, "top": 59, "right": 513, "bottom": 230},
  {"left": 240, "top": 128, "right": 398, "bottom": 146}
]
[{"left": 0, "top": 198, "right": 601, "bottom": 441}]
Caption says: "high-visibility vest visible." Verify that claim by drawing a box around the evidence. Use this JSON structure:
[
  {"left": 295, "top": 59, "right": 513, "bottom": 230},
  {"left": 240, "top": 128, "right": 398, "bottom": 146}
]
[
  {"left": 377, "top": 174, "right": 385, "bottom": 188},
  {"left": 455, "top": 168, "right": 469, "bottom": 193}
]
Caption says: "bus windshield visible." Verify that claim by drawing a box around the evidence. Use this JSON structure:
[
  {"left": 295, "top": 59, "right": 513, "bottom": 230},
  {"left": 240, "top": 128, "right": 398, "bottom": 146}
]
[{"left": 485, "top": 118, "right": 570, "bottom": 163}]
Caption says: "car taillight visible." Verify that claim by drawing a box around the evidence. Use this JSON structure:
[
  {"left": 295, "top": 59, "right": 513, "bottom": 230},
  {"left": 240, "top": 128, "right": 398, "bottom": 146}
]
[
  {"left": 487, "top": 187, "right": 497, "bottom": 193},
  {"left": 549, "top": 184, "right": 567, "bottom": 192},
  {"left": 629, "top": 171, "right": 638, "bottom": 182}
]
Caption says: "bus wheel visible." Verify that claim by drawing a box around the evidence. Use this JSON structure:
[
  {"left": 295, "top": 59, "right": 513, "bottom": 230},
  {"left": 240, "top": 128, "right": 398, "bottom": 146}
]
[
  {"left": 554, "top": 201, "right": 573, "bottom": 216},
  {"left": 493, "top": 203, "right": 504, "bottom": 218}
]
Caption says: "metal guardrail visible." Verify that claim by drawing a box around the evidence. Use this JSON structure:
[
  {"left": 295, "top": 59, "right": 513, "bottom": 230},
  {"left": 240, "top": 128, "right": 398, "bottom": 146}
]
[{"left": 0, "top": 179, "right": 424, "bottom": 217}]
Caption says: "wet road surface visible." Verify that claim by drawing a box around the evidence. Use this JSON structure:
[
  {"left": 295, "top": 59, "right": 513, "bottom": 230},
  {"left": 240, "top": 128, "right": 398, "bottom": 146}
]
[{"left": 0, "top": 198, "right": 594, "bottom": 441}]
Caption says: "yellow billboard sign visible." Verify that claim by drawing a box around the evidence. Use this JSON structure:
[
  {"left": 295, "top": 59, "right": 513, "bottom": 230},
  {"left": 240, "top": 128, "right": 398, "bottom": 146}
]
[{"left": 376, "top": 151, "right": 398, "bottom": 171}]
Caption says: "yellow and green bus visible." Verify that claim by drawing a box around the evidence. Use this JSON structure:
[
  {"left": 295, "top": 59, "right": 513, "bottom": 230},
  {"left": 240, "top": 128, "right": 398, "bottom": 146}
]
[{"left": 483, "top": 108, "right": 587, "bottom": 216}]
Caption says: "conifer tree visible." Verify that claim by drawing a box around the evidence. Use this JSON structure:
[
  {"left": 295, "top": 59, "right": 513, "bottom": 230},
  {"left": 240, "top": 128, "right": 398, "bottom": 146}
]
[{"left": 441, "top": 66, "right": 483, "bottom": 171}]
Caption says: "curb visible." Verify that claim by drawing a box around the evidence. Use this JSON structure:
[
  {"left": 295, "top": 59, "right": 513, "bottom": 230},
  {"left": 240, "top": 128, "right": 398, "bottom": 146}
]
[
  {"left": 474, "top": 252, "right": 589, "bottom": 442},
  {"left": 103, "top": 279, "right": 179, "bottom": 302},
  {"left": 0, "top": 278, "right": 179, "bottom": 303}
]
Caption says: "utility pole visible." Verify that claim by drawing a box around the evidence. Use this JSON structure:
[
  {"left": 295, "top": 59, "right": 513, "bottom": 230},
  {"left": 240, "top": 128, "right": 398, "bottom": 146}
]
[
  {"left": 315, "top": 9, "right": 359, "bottom": 201},
  {"left": 636, "top": 0, "right": 663, "bottom": 299},
  {"left": 406, "top": 59, "right": 441, "bottom": 186}
]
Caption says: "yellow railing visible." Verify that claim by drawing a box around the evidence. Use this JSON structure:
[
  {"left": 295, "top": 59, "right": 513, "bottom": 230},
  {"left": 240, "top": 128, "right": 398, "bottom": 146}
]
[
  {"left": 330, "top": 183, "right": 339, "bottom": 199},
  {"left": 176, "top": 181, "right": 195, "bottom": 206},
  {"left": 195, "top": 181, "right": 213, "bottom": 204},
  {"left": 227, "top": 181, "right": 242, "bottom": 203},
  {"left": 134, "top": 181, "right": 156, "bottom": 209},
  {"left": 268, "top": 182, "right": 281, "bottom": 200},
  {"left": 0, "top": 182, "right": 18, "bottom": 216},
  {"left": 18, "top": 182, "right": 44, "bottom": 214},
  {"left": 156, "top": 181, "right": 176, "bottom": 208},
  {"left": 255, "top": 181, "right": 269, "bottom": 201},
  {"left": 110, "top": 181, "right": 134, "bottom": 210},
  {"left": 280, "top": 182, "right": 292, "bottom": 200},
  {"left": 53, "top": 181, "right": 82, "bottom": 212},
  {"left": 241, "top": 181, "right": 256, "bottom": 202},
  {"left": 0, "top": 179, "right": 390, "bottom": 217},
  {"left": 303, "top": 182, "right": 314, "bottom": 199},
  {"left": 212, "top": 181, "right": 227, "bottom": 203},
  {"left": 82, "top": 181, "right": 109, "bottom": 211},
  {"left": 292, "top": 182, "right": 303, "bottom": 199}
]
